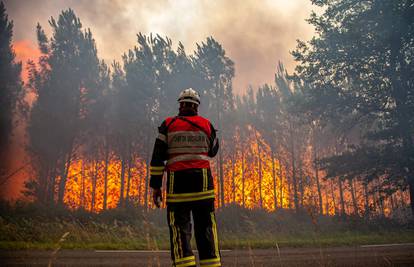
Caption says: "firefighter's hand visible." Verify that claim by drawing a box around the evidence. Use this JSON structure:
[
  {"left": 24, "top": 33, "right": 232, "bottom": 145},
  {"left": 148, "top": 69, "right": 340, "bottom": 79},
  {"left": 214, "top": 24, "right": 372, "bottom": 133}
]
[{"left": 152, "top": 188, "right": 162, "bottom": 208}]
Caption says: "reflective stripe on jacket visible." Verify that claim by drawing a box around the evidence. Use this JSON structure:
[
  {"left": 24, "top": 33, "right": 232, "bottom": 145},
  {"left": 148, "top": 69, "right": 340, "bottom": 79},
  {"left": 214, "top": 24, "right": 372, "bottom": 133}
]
[
  {"left": 149, "top": 114, "right": 219, "bottom": 191},
  {"left": 165, "top": 115, "right": 213, "bottom": 172}
]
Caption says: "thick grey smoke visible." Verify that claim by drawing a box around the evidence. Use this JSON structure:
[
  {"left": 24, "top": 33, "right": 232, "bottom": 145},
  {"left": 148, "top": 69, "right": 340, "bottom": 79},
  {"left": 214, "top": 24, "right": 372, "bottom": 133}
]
[{"left": 5, "top": 0, "right": 316, "bottom": 93}]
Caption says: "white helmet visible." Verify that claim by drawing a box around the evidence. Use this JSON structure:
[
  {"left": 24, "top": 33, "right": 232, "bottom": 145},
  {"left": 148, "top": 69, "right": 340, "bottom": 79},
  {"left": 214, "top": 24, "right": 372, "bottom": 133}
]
[{"left": 178, "top": 88, "right": 200, "bottom": 105}]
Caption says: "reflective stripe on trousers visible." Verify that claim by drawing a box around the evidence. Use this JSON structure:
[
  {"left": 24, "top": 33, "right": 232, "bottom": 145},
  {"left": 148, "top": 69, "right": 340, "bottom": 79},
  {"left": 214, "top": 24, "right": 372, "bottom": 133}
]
[
  {"left": 167, "top": 190, "right": 215, "bottom": 203},
  {"left": 167, "top": 202, "right": 220, "bottom": 267}
]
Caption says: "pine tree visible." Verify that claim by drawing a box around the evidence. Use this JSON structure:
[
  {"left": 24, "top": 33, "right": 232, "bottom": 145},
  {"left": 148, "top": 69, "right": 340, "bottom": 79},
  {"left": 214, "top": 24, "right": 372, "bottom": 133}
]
[
  {"left": 293, "top": 0, "right": 414, "bottom": 215},
  {"left": 194, "top": 37, "right": 235, "bottom": 207},
  {"left": 0, "top": 1, "right": 22, "bottom": 177},
  {"left": 27, "top": 9, "right": 101, "bottom": 205}
]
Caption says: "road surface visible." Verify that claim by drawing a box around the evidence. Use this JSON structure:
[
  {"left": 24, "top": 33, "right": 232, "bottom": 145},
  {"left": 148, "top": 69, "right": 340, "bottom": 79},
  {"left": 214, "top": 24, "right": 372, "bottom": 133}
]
[{"left": 1, "top": 244, "right": 414, "bottom": 266}]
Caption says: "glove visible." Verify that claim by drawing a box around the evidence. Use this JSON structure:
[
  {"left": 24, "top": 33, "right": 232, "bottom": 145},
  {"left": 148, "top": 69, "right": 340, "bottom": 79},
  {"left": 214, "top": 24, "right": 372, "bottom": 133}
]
[{"left": 152, "top": 188, "right": 162, "bottom": 208}]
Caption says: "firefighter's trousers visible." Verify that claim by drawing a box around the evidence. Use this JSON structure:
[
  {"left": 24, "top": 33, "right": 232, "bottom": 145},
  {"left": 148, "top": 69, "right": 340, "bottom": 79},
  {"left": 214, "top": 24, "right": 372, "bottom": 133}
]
[{"left": 167, "top": 200, "right": 221, "bottom": 267}]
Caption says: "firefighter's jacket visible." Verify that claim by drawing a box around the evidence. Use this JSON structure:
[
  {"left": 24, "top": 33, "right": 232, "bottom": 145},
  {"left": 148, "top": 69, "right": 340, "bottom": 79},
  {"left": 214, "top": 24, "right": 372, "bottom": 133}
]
[{"left": 149, "top": 114, "right": 219, "bottom": 203}]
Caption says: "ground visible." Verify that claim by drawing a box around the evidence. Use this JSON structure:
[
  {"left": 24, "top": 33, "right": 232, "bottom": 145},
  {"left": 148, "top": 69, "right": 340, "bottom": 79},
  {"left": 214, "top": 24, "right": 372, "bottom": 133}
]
[{"left": 1, "top": 244, "right": 414, "bottom": 266}]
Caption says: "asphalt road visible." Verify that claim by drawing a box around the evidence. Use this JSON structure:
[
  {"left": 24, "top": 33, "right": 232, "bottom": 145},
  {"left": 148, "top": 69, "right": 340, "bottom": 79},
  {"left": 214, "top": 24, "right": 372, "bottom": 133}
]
[{"left": 1, "top": 244, "right": 414, "bottom": 266}]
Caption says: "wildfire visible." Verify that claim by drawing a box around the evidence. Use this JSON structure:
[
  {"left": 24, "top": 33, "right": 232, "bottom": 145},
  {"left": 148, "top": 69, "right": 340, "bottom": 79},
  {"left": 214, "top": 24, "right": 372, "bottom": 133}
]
[
  {"left": 6, "top": 38, "right": 409, "bottom": 214},
  {"left": 63, "top": 156, "right": 149, "bottom": 212},
  {"left": 56, "top": 126, "right": 409, "bottom": 217}
]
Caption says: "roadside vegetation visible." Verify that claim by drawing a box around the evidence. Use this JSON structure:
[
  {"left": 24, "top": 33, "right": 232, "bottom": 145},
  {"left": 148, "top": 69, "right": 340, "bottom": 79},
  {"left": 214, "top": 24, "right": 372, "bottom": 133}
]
[{"left": 1, "top": 201, "right": 413, "bottom": 250}]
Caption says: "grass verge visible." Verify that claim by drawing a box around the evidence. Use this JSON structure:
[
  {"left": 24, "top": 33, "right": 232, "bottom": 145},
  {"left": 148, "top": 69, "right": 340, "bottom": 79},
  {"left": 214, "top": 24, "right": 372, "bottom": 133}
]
[
  {"left": 1, "top": 203, "right": 413, "bottom": 250},
  {"left": 2, "top": 230, "right": 414, "bottom": 250}
]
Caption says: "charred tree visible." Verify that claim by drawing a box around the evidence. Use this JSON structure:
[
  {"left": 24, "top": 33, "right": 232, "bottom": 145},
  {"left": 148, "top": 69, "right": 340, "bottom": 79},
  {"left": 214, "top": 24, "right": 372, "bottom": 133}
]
[
  {"left": 312, "top": 133, "right": 323, "bottom": 214},
  {"left": 91, "top": 160, "right": 99, "bottom": 212},
  {"left": 348, "top": 178, "right": 358, "bottom": 215},
  {"left": 338, "top": 177, "right": 345, "bottom": 215},
  {"left": 125, "top": 157, "right": 132, "bottom": 206},
  {"left": 241, "top": 145, "right": 245, "bottom": 208},
  {"left": 118, "top": 157, "right": 126, "bottom": 208},
  {"left": 363, "top": 181, "right": 370, "bottom": 217},
  {"left": 103, "top": 146, "right": 109, "bottom": 210},
  {"left": 271, "top": 151, "right": 277, "bottom": 209}
]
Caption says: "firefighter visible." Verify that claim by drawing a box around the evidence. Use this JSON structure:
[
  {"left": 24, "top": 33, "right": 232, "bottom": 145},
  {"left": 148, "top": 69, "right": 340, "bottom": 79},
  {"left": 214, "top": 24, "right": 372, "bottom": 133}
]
[{"left": 150, "top": 88, "right": 221, "bottom": 267}]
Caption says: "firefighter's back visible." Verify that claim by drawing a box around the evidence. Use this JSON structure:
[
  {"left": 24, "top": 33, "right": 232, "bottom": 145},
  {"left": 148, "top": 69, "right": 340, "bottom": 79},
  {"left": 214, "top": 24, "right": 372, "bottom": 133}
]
[{"left": 164, "top": 115, "right": 217, "bottom": 204}]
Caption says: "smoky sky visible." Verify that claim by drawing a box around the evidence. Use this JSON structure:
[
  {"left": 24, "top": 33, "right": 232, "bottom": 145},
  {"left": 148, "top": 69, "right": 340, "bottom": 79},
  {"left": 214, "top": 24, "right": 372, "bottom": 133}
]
[{"left": 4, "top": 0, "right": 317, "bottom": 93}]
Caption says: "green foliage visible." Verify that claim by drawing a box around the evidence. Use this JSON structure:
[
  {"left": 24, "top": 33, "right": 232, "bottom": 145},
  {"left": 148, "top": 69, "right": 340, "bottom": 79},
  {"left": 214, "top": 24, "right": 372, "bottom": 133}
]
[
  {"left": 0, "top": 1, "right": 23, "bottom": 175},
  {"left": 292, "top": 0, "right": 414, "bottom": 212}
]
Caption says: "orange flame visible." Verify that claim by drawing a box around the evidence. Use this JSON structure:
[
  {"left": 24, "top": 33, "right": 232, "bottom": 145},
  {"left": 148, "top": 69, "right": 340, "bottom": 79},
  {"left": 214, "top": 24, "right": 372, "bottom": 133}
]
[{"left": 56, "top": 125, "right": 410, "bottom": 216}]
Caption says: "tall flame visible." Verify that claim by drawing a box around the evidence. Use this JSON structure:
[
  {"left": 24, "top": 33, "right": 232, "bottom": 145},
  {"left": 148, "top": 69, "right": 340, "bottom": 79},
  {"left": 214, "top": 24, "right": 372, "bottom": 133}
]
[{"left": 56, "top": 126, "right": 410, "bottom": 216}]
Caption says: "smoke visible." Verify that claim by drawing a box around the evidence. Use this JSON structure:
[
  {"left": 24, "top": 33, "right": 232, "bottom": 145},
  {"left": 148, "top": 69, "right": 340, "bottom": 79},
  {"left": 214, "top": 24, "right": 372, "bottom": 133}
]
[
  {"left": 5, "top": 0, "right": 316, "bottom": 93},
  {"left": 2, "top": 0, "right": 317, "bottom": 200}
]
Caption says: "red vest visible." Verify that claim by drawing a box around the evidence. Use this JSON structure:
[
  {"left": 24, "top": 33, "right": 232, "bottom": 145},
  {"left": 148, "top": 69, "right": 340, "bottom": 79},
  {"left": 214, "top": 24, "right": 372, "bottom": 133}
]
[{"left": 165, "top": 115, "right": 212, "bottom": 171}]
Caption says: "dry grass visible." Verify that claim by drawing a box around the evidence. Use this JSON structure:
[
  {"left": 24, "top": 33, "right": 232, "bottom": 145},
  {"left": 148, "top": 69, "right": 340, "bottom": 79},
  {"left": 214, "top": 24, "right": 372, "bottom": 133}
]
[{"left": 1, "top": 202, "right": 413, "bottom": 250}]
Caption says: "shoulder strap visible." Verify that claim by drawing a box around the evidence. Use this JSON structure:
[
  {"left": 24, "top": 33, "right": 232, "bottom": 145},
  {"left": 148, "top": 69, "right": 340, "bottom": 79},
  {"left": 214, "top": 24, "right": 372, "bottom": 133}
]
[{"left": 165, "top": 117, "right": 178, "bottom": 130}]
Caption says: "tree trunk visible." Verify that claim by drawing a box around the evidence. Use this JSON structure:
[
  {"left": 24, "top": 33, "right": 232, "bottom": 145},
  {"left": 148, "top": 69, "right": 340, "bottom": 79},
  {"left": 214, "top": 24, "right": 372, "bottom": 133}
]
[
  {"left": 299, "top": 160, "right": 304, "bottom": 208},
  {"left": 372, "top": 184, "right": 378, "bottom": 214},
  {"left": 313, "top": 143, "right": 323, "bottom": 214},
  {"left": 363, "top": 182, "right": 370, "bottom": 217},
  {"left": 378, "top": 193, "right": 385, "bottom": 217},
  {"left": 125, "top": 158, "right": 132, "bottom": 206},
  {"left": 216, "top": 82, "right": 225, "bottom": 209},
  {"left": 118, "top": 158, "right": 126, "bottom": 208},
  {"left": 338, "top": 177, "right": 345, "bottom": 215},
  {"left": 289, "top": 120, "right": 298, "bottom": 212},
  {"left": 349, "top": 178, "right": 358, "bottom": 215},
  {"left": 330, "top": 180, "right": 337, "bottom": 215},
  {"left": 398, "top": 189, "right": 405, "bottom": 210},
  {"left": 103, "top": 147, "right": 109, "bottom": 210},
  {"left": 288, "top": 175, "right": 293, "bottom": 210},
  {"left": 137, "top": 166, "right": 142, "bottom": 205},
  {"left": 57, "top": 149, "right": 73, "bottom": 205},
  {"left": 255, "top": 133, "right": 263, "bottom": 209},
  {"left": 215, "top": 157, "right": 220, "bottom": 207},
  {"left": 258, "top": 155, "right": 263, "bottom": 209},
  {"left": 81, "top": 161, "right": 85, "bottom": 208},
  {"left": 231, "top": 154, "right": 236, "bottom": 203},
  {"left": 390, "top": 194, "right": 396, "bottom": 210},
  {"left": 272, "top": 151, "right": 277, "bottom": 210},
  {"left": 47, "top": 162, "right": 57, "bottom": 204},
  {"left": 408, "top": 177, "right": 414, "bottom": 216},
  {"left": 241, "top": 146, "right": 245, "bottom": 208},
  {"left": 91, "top": 160, "right": 99, "bottom": 212},
  {"left": 144, "top": 132, "right": 152, "bottom": 209},
  {"left": 218, "top": 146, "right": 225, "bottom": 207},
  {"left": 376, "top": 179, "right": 385, "bottom": 217},
  {"left": 39, "top": 163, "right": 50, "bottom": 204},
  {"left": 279, "top": 162, "right": 284, "bottom": 208},
  {"left": 145, "top": 156, "right": 150, "bottom": 209}
]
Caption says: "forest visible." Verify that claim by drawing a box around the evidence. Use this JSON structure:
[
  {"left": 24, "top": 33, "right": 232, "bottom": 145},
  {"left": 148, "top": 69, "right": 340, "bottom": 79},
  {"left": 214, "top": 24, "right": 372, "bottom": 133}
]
[{"left": 1, "top": 0, "right": 413, "bottom": 223}]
